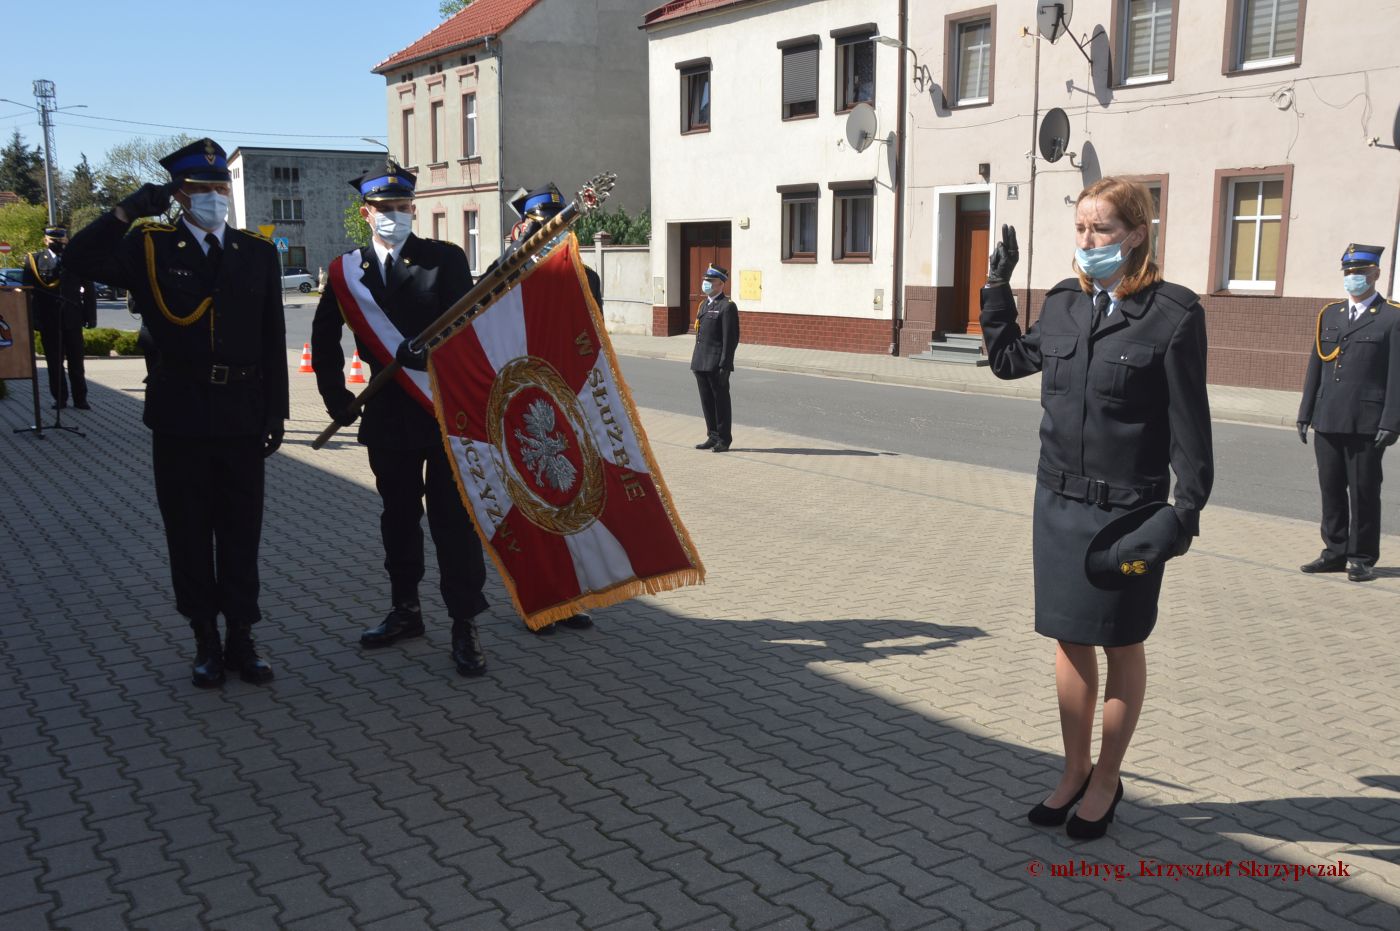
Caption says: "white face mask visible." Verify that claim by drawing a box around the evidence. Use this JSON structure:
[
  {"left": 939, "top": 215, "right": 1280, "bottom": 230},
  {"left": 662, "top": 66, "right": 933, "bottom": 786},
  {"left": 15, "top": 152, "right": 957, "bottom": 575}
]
[
  {"left": 372, "top": 209, "right": 413, "bottom": 247},
  {"left": 185, "top": 191, "right": 228, "bottom": 229}
]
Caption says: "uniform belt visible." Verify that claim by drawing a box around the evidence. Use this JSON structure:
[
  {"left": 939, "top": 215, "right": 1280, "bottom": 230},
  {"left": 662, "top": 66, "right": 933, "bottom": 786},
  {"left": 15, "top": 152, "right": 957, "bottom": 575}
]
[
  {"left": 1036, "top": 463, "right": 1166, "bottom": 508},
  {"left": 159, "top": 362, "right": 261, "bottom": 385}
]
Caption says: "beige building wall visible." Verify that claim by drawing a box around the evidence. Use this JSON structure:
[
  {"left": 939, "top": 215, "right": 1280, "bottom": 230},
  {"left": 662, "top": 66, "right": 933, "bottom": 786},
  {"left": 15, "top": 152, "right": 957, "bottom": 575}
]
[
  {"left": 384, "top": 49, "right": 504, "bottom": 276},
  {"left": 647, "top": 0, "right": 901, "bottom": 349},
  {"left": 902, "top": 0, "right": 1400, "bottom": 386}
]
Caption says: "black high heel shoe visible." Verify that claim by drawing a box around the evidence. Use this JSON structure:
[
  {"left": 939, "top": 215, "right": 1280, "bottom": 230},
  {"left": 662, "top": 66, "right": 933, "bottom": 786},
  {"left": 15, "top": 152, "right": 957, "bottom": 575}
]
[
  {"left": 1066, "top": 778, "right": 1124, "bottom": 840},
  {"left": 1027, "top": 769, "right": 1093, "bottom": 827}
]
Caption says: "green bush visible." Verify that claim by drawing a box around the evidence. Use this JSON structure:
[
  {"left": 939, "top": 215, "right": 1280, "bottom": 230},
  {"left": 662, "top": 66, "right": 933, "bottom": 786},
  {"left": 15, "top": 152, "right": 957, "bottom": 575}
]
[
  {"left": 111, "top": 330, "right": 142, "bottom": 356},
  {"left": 82, "top": 328, "right": 121, "bottom": 356}
]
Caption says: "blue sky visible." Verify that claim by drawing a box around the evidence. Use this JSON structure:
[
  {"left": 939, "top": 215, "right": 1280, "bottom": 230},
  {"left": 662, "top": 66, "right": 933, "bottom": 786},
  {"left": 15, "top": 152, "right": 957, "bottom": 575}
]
[{"left": 0, "top": 0, "right": 451, "bottom": 171}]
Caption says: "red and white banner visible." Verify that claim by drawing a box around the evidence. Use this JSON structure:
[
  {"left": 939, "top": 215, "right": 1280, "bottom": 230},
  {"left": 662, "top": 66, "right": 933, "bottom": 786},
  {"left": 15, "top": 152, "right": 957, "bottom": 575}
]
[
  {"left": 328, "top": 252, "right": 434, "bottom": 411},
  {"left": 430, "top": 235, "right": 704, "bottom": 627}
]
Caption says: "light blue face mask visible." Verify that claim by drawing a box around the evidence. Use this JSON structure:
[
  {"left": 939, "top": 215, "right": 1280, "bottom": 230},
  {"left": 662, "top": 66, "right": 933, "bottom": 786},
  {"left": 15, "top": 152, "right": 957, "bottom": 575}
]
[
  {"left": 701, "top": 280, "right": 714, "bottom": 295},
  {"left": 1343, "top": 273, "right": 1372, "bottom": 297},
  {"left": 1075, "top": 242, "right": 1126, "bottom": 281}
]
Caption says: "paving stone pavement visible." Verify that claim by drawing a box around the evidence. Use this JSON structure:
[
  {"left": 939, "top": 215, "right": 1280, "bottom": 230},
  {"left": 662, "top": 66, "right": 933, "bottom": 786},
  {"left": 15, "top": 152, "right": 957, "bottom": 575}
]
[{"left": 1, "top": 354, "right": 1398, "bottom": 930}]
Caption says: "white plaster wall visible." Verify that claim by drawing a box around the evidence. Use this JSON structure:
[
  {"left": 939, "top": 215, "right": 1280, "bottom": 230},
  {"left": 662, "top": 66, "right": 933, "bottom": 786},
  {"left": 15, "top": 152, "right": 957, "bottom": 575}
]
[
  {"left": 581, "top": 245, "right": 652, "bottom": 332},
  {"left": 905, "top": 1, "right": 1400, "bottom": 299},
  {"left": 647, "top": 0, "right": 901, "bottom": 319}
]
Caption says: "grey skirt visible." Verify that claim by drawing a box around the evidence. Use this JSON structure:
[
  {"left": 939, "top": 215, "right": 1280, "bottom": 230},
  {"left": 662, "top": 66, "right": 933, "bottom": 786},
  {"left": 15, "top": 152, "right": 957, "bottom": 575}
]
[{"left": 1032, "top": 484, "right": 1164, "bottom": 646}]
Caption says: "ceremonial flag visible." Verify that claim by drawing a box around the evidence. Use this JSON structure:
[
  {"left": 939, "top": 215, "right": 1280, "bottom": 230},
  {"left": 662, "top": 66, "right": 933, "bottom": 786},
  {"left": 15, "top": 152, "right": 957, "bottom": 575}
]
[{"left": 430, "top": 235, "right": 704, "bottom": 628}]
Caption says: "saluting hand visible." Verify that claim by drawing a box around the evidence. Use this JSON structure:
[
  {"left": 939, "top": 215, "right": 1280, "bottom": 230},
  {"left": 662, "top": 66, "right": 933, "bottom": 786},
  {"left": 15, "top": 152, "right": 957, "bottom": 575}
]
[
  {"left": 1377, "top": 429, "right": 1399, "bottom": 450},
  {"left": 1296, "top": 421, "right": 1309, "bottom": 445},
  {"left": 116, "top": 181, "right": 179, "bottom": 222},
  {"left": 985, "top": 224, "right": 1019, "bottom": 287}
]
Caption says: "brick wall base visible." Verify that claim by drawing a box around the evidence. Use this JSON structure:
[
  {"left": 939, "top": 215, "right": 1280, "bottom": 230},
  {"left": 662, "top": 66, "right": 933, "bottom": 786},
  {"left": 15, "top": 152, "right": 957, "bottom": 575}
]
[{"left": 651, "top": 305, "right": 687, "bottom": 336}]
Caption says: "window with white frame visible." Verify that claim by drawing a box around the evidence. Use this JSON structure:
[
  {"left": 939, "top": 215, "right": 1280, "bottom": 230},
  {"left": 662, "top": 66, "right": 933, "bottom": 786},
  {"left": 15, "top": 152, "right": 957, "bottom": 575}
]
[
  {"left": 1234, "top": 0, "right": 1300, "bottom": 69},
  {"left": 1223, "top": 175, "right": 1284, "bottom": 289},
  {"left": 1121, "top": 0, "right": 1172, "bottom": 83},
  {"left": 951, "top": 15, "right": 993, "bottom": 105},
  {"left": 835, "top": 33, "right": 874, "bottom": 111},
  {"left": 271, "top": 198, "right": 303, "bottom": 221},
  {"left": 780, "top": 189, "right": 818, "bottom": 261},
  {"left": 463, "top": 209, "right": 479, "bottom": 273},
  {"left": 433, "top": 213, "right": 446, "bottom": 240},
  {"left": 462, "top": 93, "right": 478, "bottom": 157},
  {"left": 1144, "top": 180, "right": 1164, "bottom": 261},
  {"left": 430, "top": 100, "right": 446, "bottom": 163},
  {"left": 401, "top": 109, "right": 414, "bottom": 165},
  {"left": 832, "top": 184, "right": 873, "bottom": 261}
]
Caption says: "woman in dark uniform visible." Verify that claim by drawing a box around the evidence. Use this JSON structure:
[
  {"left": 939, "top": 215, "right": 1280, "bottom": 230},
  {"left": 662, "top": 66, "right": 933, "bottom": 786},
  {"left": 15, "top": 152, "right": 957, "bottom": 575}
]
[{"left": 980, "top": 177, "right": 1213, "bottom": 839}]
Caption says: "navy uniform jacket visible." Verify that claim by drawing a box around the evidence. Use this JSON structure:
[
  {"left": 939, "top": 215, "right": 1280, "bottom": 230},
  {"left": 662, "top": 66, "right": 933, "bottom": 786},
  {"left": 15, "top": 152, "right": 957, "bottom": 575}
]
[
  {"left": 690, "top": 294, "right": 739, "bottom": 373},
  {"left": 981, "top": 279, "right": 1213, "bottom": 536},
  {"left": 312, "top": 234, "right": 473, "bottom": 449},
  {"left": 64, "top": 214, "right": 288, "bottom": 437},
  {"left": 1298, "top": 296, "right": 1400, "bottom": 435},
  {"left": 21, "top": 249, "right": 97, "bottom": 328}
]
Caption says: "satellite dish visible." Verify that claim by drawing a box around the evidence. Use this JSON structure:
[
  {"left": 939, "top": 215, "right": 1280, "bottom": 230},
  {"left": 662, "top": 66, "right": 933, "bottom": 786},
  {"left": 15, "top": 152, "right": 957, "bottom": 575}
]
[
  {"left": 1037, "top": 0, "right": 1072, "bottom": 43},
  {"left": 1038, "top": 108, "right": 1071, "bottom": 163},
  {"left": 845, "top": 103, "right": 878, "bottom": 153}
]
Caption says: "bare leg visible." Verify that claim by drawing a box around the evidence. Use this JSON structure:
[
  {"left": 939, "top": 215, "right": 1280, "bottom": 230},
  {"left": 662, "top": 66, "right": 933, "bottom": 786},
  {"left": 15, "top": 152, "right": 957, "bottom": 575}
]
[
  {"left": 1043, "top": 641, "right": 1098, "bottom": 806},
  {"left": 1078, "top": 641, "right": 1147, "bottom": 819}
]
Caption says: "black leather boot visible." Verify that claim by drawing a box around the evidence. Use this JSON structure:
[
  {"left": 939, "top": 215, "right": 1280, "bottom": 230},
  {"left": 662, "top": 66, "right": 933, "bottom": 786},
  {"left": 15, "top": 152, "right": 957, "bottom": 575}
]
[
  {"left": 190, "top": 618, "right": 226, "bottom": 689},
  {"left": 451, "top": 617, "right": 487, "bottom": 677},
  {"left": 224, "top": 622, "right": 274, "bottom": 684},
  {"left": 361, "top": 601, "right": 425, "bottom": 647}
]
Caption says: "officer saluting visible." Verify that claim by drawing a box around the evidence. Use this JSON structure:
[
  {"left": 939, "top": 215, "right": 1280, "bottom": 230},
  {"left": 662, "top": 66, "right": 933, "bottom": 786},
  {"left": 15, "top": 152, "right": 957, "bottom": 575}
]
[
  {"left": 21, "top": 226, "right": 97, "bottom": 409},
  {"left": 64, "top": 137, "right": 288, "bottom": 687},
  {"left": 312, "top": 161, "right": 491, "bottom": 676},
  {"left": 1298, "top": 243, "right": 1400, "bottom": 582}
]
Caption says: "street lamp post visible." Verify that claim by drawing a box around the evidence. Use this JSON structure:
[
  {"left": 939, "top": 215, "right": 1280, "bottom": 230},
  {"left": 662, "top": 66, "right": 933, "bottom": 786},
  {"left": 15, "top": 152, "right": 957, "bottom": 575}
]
[{"left": 873, "top": 24, "right": 911, "bottom": 355}]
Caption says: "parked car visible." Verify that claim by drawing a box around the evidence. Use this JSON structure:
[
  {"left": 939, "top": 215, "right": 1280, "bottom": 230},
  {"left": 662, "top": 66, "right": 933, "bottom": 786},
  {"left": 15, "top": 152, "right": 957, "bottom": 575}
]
[
  {"left": 281, "top": 266, "right": 316, "bottom": 293},
  {"left": 93, "top": 282, "right": 126, "bottom": 300},
  {"left": 0, "top": 267, "right": 24, "bottom": 289}
]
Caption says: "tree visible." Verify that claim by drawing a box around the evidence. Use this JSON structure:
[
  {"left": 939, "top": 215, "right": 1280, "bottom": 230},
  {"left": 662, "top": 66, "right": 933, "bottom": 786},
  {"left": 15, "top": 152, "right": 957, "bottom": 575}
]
[
  {"left": 573, "top": 206, "right": 650, "bottom": 246},
  {"left": 65, "top": 153, "right": 101, "bottom": 216},
  {"left": 97, "top": 133, "right": 196, "bottom": 205},
  {"left": 343, "top": 194, "right": 371, "bottom": 248},
  {"left": 440, "top": 0, "right": 475, "bottom": 17},
  {"left": 0, "top": 129, "right": 45, "bottom": 206},
  {"left": 0, "top": 201, "right": 49, "bottom": 266}
]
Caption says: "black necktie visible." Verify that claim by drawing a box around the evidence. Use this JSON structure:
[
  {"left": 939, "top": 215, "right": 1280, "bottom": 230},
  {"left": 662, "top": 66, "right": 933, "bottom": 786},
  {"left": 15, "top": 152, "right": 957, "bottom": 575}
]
[
  {"left": 1092, "top": 290, "right": 1110, "bottom": 333},
  {"left": 384, "top": 253, "right": 395, "bottom": 283},
  {"left": 205, "top": 233, "right": 222, "bottom": 272}
]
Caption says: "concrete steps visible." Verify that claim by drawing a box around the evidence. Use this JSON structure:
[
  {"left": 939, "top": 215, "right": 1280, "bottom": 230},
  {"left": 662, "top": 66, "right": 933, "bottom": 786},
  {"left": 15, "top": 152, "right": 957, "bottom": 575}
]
[{"left": 908, "top": 332, "right": 988, "bottom": 366}]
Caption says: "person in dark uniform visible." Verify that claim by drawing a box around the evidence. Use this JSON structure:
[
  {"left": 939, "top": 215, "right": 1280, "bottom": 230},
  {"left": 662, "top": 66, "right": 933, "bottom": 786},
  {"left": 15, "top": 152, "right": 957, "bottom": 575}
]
[
  {"left": 311, "top": 162, "right": 490, "bottom": 676},
  {"left": 1297, "top": 244, "right": 1400, "bottom": 582},
  {"left": 981, "top": 177, "right": 1213, "bottom": 840},
  {"left": 487, "top": 182, "right": 599, "bottom": 637},
  {"left": 64, "top": 138, "right": 288, "bottom": 688},
  {"left": 690, "top": 264, "right": 739, "bottom": 452},
  {"left": 21, "top": 226, "right": 97, "bottom": 409}
]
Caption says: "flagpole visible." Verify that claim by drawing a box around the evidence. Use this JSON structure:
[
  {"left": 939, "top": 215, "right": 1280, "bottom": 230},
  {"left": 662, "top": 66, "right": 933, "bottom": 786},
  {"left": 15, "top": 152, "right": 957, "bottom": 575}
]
[{"left": 310, "top": 172, "right": 615, "bottom": 450}]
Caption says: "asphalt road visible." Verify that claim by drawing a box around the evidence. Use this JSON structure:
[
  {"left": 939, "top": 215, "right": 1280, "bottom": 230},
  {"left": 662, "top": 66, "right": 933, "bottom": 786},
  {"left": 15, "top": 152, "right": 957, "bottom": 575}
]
[
  {"left": 610, "top": 355, "right": 1389, "bottom": 533},
  {"left": 93, "top": 298, "right": 1387, "bottom": 531}
]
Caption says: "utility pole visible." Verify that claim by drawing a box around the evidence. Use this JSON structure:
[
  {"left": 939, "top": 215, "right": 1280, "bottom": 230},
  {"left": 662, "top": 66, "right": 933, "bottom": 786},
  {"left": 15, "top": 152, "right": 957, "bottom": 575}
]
[{"left": 33, "top": 80, "right": 59, "bottom": 225}]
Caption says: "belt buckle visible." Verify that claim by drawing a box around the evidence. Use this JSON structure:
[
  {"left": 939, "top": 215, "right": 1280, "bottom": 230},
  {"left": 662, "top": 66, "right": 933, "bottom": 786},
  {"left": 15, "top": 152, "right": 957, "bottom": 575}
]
[
  {"left": 1092, "top": 479, "right": 1109, "bottom": 506},
  {"left": 210, "top": 364, "right": 229, "bottom": 385}
]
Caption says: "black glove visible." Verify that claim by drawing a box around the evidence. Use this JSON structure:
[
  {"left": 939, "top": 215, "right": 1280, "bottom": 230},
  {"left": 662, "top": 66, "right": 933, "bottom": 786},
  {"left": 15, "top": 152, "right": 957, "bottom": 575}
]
[
  {"left": 331, "top": 405, "right": 359, "bottom": 427},
  {"left": 395, "top": 338, "right": 428, "bottom": 372},
  {"left": 262, "top": 426, "right": 284, "bottom": 458},
  {"left": 1377, "top": 429, "right": 1399, "bottom": 450},
  {"left": 1169, "top": 508, "right": 1194, "bottom": 558},
  {"left": 1296, "top": 421, "right": 1309, "bottom": 445},
  {"left": 985, "top": 224, "right": 1019, "bottom": 287},
  {"left": 117, "top": 181, "right": 178, "bottom": 220}
]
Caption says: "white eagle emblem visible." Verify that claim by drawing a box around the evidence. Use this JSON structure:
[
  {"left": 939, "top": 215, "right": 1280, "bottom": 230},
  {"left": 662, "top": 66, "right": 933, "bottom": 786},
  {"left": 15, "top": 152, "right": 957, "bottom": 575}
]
[{"left": 514, "top": 399, "right": 577, "bottom": 492}]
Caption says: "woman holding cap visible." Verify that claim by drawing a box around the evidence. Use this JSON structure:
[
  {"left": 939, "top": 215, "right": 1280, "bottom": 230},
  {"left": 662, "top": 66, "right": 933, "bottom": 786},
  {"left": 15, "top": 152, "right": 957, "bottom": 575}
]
[{"left": 980, "top": 177, "right": 1213, "bottom": 839}]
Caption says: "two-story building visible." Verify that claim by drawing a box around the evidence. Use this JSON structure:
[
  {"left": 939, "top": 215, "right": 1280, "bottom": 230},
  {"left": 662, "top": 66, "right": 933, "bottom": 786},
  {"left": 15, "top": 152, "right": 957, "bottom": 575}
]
[
  {"left": 644, "top": 0, "right": 903, "bottom": 349},
  {"left": 372, "top": 0, "right": 656, "bottom": 276},
  {"left": 227, "top": 146, "right": 384, "bottom": 277},
  {"left": 645, "top": 0, "right": 1400, "bottom": 390}
]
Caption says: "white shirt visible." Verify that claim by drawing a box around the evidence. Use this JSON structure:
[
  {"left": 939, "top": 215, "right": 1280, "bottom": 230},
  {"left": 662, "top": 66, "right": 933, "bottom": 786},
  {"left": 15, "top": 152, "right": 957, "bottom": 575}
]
[
  {"left": 1350, "top": 296, "right": 1376, "bottom": 321},
  {"left": 182, "top": 217, "right": 226, "bottom": 254},
  {"left": 372, "top": 239, "right": 397, "bottom": 282},
  {"left": 1092, "top": 283, "right": 1121, "bottom": 320}
]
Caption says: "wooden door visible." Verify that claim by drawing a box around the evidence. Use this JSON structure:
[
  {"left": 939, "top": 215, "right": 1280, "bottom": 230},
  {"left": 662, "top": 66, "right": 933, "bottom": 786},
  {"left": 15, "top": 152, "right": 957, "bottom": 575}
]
[
  {"left": 681, "top": 223, "right": 732, "bottom": 328},
  {"left": 952, "top": 210, "right": 990, "bottom": 334}
]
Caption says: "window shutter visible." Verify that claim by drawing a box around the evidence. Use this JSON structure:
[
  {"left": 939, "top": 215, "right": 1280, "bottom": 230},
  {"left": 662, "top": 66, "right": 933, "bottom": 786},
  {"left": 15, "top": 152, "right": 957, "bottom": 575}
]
[{"left": 782, "top": 46, "right": 818, "bottom": 105}]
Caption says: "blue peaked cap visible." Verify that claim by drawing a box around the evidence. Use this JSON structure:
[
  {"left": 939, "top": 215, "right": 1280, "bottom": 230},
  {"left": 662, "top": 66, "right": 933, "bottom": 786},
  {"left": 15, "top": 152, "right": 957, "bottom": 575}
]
[
  {"left": 1342, "top": 243, "right": 1384, "bottom": 269},
  {"left": 160, "top": 137, "right": 231, "bottom": 183}
]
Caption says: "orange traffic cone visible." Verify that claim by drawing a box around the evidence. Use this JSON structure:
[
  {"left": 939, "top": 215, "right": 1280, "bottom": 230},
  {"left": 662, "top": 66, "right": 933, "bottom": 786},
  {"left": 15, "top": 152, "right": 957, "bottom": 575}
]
[
  {"left": 298, "top": 342, "right": 314, "bottom": 373},
  {"left": 347, "top": 350, "right": 367, "bottom": 384}
]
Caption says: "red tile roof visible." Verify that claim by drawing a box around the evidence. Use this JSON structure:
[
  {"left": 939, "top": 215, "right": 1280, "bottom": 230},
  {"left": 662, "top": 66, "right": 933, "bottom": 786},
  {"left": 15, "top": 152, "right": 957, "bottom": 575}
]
[
  {"left": 374, "top": 0, "right": 540, "bottom": 73},
  {"left": 643, "top": 0, "right": 757, "bottom": 28}
]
